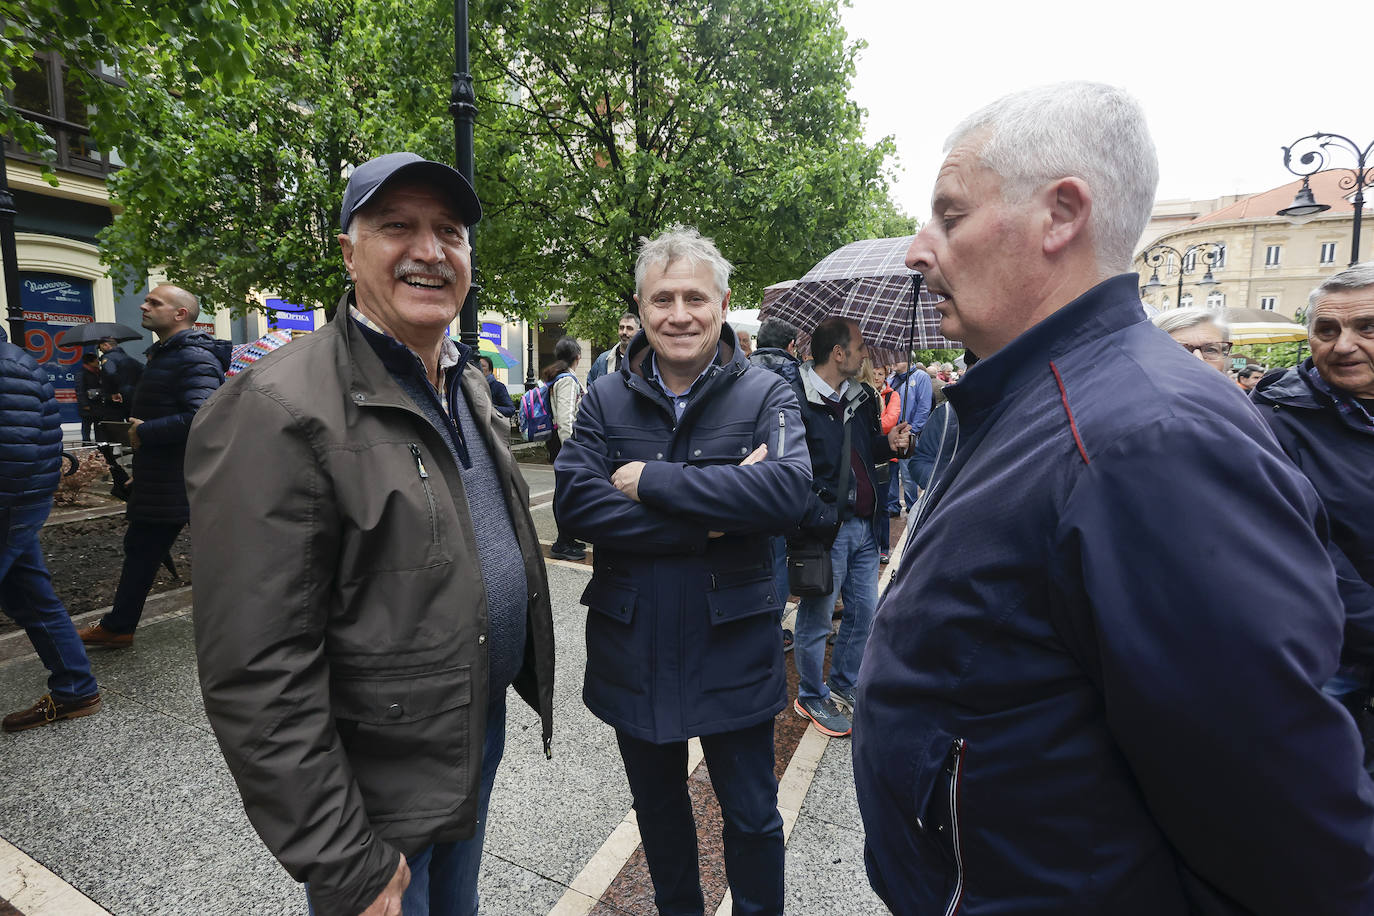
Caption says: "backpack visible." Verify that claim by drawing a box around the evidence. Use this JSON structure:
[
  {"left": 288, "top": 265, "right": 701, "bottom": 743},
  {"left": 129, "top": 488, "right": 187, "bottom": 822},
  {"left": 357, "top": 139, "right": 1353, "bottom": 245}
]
[{"left": 518, "top": 372, "right": 574, "bottom": 442}]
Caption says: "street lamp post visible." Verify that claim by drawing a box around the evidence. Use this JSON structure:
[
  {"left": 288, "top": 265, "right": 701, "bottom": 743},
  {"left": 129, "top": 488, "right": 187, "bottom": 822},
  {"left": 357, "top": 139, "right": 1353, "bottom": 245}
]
[
  {"left": 0, "top": 154, "right": 25, "bottom": 345},
  {"left": 1277, "top": 132, "right": 1374, "bottom": 266},
  {"left": 450, "top": 0, "right": 481, "bottom": 348},
  {"left": 1140, "top": 242, "right": 1223, "bottom": 307}
]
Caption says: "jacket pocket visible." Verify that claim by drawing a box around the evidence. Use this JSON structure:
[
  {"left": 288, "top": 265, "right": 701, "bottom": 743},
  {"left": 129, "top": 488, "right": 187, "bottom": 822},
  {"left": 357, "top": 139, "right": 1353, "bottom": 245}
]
[
  {"left": 701, "top": 568, "right": 780, "bottom": 692},
  {"left": 581, "top": 576, "right": 646, "bottom": 692},
  {"left": 331, "top": 665, "right": 473, "bottom": 821},
  {"left": 912, "top": 733, "right": 967, "bottom": 916}
]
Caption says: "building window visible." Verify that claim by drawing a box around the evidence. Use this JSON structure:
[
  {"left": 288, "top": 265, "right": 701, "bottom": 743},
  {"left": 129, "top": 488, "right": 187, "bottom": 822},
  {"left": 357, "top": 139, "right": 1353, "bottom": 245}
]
[
  {"left": 1212, "top": 244, "right": 1226, "bottom": 269},
  {"left": 1182, "top": 250, "right": 1197, "bottom": 273},
  {"left": 1180, "top": 294, "right": 1194, "bottom": 308},
  {"left": 1265, "top": 245, "right": 1281, "bottom": 267},
  {"left": 1259, "top": 296, "right": 1277, "bottom": 311},
  {"left": 1206, "top": 291, "right": 1225, "bottom": 309},
  {"left": 3, "top": 53, "right": 122, "bottom": 178},
  {"left": 1320, "top": 242, "right": 1337, "bottom": 264}
]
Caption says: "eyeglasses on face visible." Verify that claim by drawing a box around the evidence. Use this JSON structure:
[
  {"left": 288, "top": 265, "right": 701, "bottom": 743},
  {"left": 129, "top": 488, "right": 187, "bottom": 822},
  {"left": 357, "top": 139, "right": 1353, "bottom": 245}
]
[{"left": 1179, "top": 341, "right": 1232, "bottom": 361}]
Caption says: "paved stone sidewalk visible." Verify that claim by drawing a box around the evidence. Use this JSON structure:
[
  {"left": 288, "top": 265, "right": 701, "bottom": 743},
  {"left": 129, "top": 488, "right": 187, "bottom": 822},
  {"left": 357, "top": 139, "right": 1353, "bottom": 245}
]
[{"left": 0, "top": 558, "right": 887, "bottom": 915}]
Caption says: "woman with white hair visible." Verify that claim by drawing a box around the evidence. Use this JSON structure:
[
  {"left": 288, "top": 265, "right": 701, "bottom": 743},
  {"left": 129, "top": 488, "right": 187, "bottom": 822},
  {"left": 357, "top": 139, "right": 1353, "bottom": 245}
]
[{"left": 1151, "top": 307, "right": 1232, "bottom": 373}]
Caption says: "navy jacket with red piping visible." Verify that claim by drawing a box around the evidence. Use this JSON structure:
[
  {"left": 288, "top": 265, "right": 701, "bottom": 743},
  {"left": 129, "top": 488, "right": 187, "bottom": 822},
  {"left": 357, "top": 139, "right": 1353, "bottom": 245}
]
[{"left": 853, "top": 274, "right": 1374, "bottom": 915}]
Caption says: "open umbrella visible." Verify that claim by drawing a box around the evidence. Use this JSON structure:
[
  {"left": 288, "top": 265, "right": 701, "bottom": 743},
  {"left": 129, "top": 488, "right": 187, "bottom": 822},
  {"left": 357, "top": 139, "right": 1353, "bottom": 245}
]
[
  {"left": 760, "top": 280, "right": 797, "bottom": 312},
  {"left": 1220, "top": 307, "right": 1308, "bottom": 345},
  {"left": 58, "top": 321, "right": 144, "bottom": 346},
  {"left": 764, "top": 235, "right": 958, "bottom": 356},
  {"left": 477, "top": 339, "right": 517, "bottom": 369},
  {"left": 227, "top": 329, "right": 294, "bottom": 377}
]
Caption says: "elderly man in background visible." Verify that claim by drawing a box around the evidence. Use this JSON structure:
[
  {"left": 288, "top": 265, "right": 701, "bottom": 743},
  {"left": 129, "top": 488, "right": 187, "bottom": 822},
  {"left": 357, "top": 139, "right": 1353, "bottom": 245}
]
[
  {"left": 587, "top": 311, "right": 641, "bottom": 384},
  {"left": 187, "top": 153, "right": 555, "bottom": 916},
  {"left": 555, "top": 226, "right": 810, "bottom": 915},
  {"left": 853, "top": 82, "right": 1374, "bottom": 915},
  {"left": 1252, "top": 262, "right": 1374, "bottom": 768}
]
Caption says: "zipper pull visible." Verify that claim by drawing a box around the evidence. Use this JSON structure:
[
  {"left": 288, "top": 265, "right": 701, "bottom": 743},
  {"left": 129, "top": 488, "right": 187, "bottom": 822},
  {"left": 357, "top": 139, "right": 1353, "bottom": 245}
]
[
  {"left": 409, "top": 443, "right": 429, "bottom": 478},
  {"left": 777, "top": 409, "right": 786, "bottom": 459}
]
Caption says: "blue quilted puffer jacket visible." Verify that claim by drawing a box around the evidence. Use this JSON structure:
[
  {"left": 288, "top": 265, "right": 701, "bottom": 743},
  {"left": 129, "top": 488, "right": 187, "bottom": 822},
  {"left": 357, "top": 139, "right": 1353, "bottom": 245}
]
[
  {"left": 0, "top": 325, "right": 63, "bottom": 509},
  {"left": 127, "top": 329, "right": 230, "bottom": 524}
]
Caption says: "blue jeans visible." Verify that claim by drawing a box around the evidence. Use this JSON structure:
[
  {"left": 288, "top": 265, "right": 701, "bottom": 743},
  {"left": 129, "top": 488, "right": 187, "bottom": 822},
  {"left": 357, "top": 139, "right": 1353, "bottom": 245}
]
[
  {"left": 307, "top": 694, "right": 507, "bottom": 916},
  {"left": 885, "top": 460, "right": 904, "bottom": 514},
  {"left": 101, "top": 520, "right": 183, "bottom": 634},
  {"left": 901, "top": 455, "right": 923, "bottom": 509},
  {"left": 0, "top": 503, "right": 98, "bottom": 700},
  {"left": 795, "top": 517, "right": 879, "bottom": 703},
  {"left": 616, "top": 719, "right": 784, "bottom": 915}
]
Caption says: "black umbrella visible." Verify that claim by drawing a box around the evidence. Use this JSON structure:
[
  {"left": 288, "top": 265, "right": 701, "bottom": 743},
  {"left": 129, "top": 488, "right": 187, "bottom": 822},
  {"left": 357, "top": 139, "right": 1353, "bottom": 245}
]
[{"left": 59, "top": 321, "right": 144, "bottom": 345}]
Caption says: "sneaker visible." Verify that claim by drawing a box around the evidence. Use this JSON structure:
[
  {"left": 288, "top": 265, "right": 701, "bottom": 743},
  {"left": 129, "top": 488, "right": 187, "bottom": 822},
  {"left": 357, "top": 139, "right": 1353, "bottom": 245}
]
[
  {"left": 794, "top": 696, "right": 852, "bottom": 737},
  {"left": 782, "top": 629, "right": 794, "bottom": 653},
  {"left": 549, "top": 542, "right": 587, "bottom": 561},
  {"left": 77, "top": 621, "right": 134, "bottom": 649},
  {"left": 3, "top": 693, "right": 102, "bottom": 733},
  {"left": 827, "top": 684, "right": 857, "bottom": 714}
]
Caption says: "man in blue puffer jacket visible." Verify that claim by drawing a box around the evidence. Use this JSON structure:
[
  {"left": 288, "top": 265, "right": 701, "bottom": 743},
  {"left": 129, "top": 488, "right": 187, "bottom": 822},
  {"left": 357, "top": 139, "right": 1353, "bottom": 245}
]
[
  {"left": 555, "top": 226, "right": 810, "bottom": 915},
  {"left": 79, "top": 285, "right": 228, "bottom": 648},
  {"left": 0, "top": 325, "right": 101, "bottom": 732}
]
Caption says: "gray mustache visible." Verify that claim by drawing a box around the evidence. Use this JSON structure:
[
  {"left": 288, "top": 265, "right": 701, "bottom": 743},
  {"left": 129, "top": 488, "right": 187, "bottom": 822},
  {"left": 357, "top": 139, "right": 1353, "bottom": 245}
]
[{"left": 395, "top": 260, "right": 457, "bottom": 283}]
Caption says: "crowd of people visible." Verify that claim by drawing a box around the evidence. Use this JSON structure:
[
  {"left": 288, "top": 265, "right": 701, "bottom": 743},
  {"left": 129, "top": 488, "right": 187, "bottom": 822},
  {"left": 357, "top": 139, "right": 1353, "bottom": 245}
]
[{"left": 2, "top": 79, "right": 1374, "bottom": 916}]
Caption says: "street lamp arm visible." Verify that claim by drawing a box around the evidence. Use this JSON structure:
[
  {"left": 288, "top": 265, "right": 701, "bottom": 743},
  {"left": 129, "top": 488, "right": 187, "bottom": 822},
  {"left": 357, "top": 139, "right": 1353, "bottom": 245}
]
[{"left": 1281, "top": 131, "right": 1372, "bottom": 266}]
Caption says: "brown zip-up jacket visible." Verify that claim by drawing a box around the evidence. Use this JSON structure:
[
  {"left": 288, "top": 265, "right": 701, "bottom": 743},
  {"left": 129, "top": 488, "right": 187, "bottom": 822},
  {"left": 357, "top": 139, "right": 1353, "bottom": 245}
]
[{"left": 186, "top": 303, "right": 554, "bottom": 916}]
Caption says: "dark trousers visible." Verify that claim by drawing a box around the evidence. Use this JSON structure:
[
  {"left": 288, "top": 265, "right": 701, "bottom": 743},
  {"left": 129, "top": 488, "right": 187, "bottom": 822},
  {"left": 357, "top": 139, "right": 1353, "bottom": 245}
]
[
  {"left": 545, "top": 434, "right": 577, "bottom": 548},
  {"left": 101, "top": 520, "right": 183, "bottom": 634},
  {"left": 616, "top": 719, "right": 784, "bottom": 916}
]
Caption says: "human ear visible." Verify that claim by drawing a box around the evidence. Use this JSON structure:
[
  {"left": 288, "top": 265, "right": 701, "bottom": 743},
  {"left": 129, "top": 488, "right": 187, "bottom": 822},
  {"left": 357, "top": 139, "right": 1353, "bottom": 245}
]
[{"left": 1041, "top": 177, "right": 1091, "bottom": 256}]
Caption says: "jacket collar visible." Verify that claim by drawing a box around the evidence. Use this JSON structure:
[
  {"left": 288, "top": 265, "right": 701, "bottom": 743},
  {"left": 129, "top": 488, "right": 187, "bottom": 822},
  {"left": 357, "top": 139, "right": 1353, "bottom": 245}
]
[
  {"left": 1253, "top": 360, "right": 1321, "bottom": 410},
  {"left": 947, "top": 274, "right": 1145, "bottom": 418},
  {"left": 798, "top": 359, "right": 868, "bottom": 409}
]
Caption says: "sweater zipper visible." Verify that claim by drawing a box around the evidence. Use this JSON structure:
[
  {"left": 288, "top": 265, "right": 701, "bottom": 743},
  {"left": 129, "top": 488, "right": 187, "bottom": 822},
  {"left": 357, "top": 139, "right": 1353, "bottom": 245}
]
[
  {"left": 776, "top": 409, "right": 786, "bottom": 459},
  {"left": 942, "top": 737, "right": 967, "bottom": 916},
  {"left": 409, "top": 443, "right": 440, "bottom": 545}
]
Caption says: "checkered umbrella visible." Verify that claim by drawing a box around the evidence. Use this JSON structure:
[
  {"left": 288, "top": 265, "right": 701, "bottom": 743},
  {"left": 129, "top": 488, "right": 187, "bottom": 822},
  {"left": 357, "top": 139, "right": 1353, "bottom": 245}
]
[{"left": 764, "top": 235, "right": 959, "bottom": 357}]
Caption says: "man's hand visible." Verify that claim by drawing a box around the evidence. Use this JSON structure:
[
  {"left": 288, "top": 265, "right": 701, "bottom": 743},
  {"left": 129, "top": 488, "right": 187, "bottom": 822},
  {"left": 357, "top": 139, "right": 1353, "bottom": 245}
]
[
  {"left": 359, "top": 853, "right": 409, "bottom": 916},
  {"left": 128, "top": 418, "right": 144, "bottom": 450},
  {"left": 888, "top": 421, "right": 911, "bottom": 455},
  {"left": 612, "top": 461, "right": 646, "bottom": 502},
  {"left": 110, "top": 392, "right": 123, "bottom": 403}
]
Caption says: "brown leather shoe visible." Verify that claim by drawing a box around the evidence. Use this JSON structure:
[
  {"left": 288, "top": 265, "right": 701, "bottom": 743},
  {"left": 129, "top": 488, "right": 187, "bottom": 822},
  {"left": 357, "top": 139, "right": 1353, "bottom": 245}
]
[
  {"left": 3, "top": 693, "right": 102, "bottom": 733},
  {"left": 78, "top": 621, "right": 134, "bottom": 649}
]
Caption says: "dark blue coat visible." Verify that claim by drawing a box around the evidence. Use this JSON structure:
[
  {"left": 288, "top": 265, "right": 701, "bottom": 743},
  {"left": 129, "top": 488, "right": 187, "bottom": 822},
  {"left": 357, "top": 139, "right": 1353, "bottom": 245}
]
[
  {"left": 554, "top": 324, "right": 811, "bottom": 742},
  {"left": 0, "top": 326, "right": 62, "bottom": 509},
  {"left": 129, "top": 329, "right": 229, "bottom": 524},
  {"left": 100, "top": 345, "right": 142, "bottom": 414},
  {"left": 854, "top": 275, "right": 1374, "bottom": 915},
  {"left": 1252, "top": 362, "right": 1374, "bottom": 667},
  {"left": 772, "top": 357, "right": 897, "bottom": 546}
]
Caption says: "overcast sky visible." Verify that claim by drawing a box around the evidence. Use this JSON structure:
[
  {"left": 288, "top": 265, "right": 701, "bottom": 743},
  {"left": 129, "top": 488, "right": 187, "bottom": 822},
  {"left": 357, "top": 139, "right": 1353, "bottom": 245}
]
[{"left": 838, "top": 0, "right": 1372, "bottom": 222}]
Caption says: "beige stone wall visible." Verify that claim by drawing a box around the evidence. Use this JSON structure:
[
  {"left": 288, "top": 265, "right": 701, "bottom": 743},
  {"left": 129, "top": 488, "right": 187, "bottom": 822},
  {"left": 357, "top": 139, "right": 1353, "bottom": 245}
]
[{"left": 1135, "top": 213, "right": 1358, "bottom": 320}]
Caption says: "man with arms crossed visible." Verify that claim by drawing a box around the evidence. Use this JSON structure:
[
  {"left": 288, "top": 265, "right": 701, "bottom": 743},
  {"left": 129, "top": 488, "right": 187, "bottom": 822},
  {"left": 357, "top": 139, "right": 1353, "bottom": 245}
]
[
  {"left": 188, "top": 153, "right": 555, "bottom": 916},
  {"left": 555, "top": 226, "right": 810, "bottom": 915},
  {"left": 853, "top": 83, "right": 1374, "bottom": 915}
]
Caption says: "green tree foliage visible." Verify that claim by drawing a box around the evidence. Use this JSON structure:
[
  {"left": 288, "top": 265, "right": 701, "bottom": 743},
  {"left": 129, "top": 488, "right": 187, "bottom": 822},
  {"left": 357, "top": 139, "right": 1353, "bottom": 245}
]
[
  {"left": 470, "top": 0, "right": 911, "bottom": 338},
  {"left": 81, "top": 0, "right": 910, "bottom": 326},
  {"left": 1, "top": 0, "right": 284, "bottom": 171}
]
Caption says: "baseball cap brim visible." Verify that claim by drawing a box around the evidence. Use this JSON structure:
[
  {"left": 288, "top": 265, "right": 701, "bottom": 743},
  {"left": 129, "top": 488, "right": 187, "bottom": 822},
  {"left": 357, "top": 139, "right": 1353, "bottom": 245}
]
[{"left": 339, "top": 153, "right": 482, "bottom": 232}]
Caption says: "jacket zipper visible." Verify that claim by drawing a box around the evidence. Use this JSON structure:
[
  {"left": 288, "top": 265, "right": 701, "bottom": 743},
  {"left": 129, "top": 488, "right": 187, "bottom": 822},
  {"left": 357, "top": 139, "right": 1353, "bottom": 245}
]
[
  {"left": 409, "top": 443, "right": 440, "bottom": 545},
  {"left": 777, "top": 409, "right": 786, "bottom": 459},
  {"left": 942, "top": 737, "right": 967, "bottom": 916}
]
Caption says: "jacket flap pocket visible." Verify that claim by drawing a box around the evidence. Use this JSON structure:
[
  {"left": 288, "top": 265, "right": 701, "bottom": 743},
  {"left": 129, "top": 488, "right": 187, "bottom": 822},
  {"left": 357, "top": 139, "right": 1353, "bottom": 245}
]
[
  {"left": 605, "top": 434, "right": 668, "bottom": 462},
  {"left": 581, "top": 577, "right": 638, "bottom": 624},
  {"left": 705, "top": 573, "right": 779, "bottom": 626},
  {"left": 331, "top": 665, "right": 471, "bottom": 725}
]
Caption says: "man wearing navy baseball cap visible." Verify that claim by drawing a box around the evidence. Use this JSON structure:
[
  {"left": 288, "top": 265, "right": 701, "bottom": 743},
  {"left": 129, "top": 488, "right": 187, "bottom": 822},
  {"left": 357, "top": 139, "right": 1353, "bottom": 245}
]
[{"left": 187, "top": 154, "right": 555, "bottom": 916}]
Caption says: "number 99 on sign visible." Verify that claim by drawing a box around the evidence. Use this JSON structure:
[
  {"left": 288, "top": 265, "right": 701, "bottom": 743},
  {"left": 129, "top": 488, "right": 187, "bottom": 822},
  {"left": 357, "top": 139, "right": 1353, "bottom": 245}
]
[{"left": 24, "top": 327, "right": 84, "bottom": 366}]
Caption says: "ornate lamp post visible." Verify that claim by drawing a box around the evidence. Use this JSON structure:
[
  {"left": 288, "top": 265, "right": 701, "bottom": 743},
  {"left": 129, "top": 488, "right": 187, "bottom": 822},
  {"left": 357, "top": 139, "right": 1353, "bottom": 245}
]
[
  {"left": 451, "top": 0, "right": 480, "bottom": 348},
  {"left": 1277, "top": 132, "right": 1373, "bottom": 266},
  {"left": 1139, "top": 241, "right": 1223, "bottom": 307}
]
